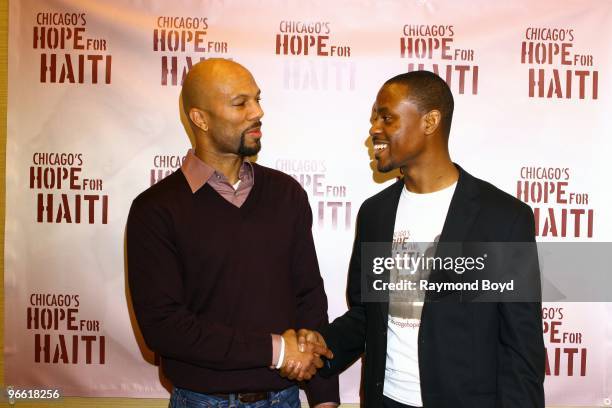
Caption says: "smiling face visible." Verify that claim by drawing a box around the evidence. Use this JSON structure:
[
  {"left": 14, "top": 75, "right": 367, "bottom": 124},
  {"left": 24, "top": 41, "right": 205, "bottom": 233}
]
[{"left": 370, "top": 83, "right": 427, "bottom": 173}]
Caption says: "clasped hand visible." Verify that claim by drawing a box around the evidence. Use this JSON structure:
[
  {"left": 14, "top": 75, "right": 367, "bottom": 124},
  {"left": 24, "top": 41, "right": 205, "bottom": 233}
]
[{"left": 278, "top": 329, "right": 333, "bottom": 381}]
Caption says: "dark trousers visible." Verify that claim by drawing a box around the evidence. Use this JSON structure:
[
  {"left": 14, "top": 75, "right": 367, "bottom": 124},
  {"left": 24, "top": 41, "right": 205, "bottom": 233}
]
[{"left": 383, "top": 395, "right": 420, "bottom": 408}]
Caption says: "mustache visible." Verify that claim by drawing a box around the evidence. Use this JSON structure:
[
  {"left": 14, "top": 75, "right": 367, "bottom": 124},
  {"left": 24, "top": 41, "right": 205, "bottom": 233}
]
[
  {"left": 243, "top": 120, "right": 261, "bottom": 133},
  {"left": 245, "top": 121, "right": 262, "bottom": 132}
]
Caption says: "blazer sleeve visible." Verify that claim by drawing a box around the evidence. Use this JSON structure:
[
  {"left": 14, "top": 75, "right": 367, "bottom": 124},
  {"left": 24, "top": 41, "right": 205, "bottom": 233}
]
[
  {"left": 496, "top": 204, "right": 546, "bottom": 407},
  {"left": 319, "top": 205, "right": 368, "bottom": 376},
  {"left": 289, "top": 189, "right": 340, "bottom": 405}
]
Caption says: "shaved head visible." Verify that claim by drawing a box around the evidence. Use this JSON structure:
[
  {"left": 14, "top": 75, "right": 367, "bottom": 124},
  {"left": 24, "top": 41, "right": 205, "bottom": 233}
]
[
  {"left": 181, "top": 59, "right": 264, "bottom": 157},
  {"left": 182, "top": 59, "right": 254, "bottom": 128}
]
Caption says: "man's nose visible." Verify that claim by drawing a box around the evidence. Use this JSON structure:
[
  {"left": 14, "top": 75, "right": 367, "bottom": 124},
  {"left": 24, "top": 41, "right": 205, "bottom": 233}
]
[
  {"left": 369, "top": 122, "right": 382, "bottom": 137},
  {"left": 249, "top": 101, "right": 264, "bottom": 121}
]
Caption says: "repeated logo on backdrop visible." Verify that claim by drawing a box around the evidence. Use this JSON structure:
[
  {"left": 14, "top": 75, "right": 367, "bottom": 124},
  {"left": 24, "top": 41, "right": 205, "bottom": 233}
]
[
  {"left": 34, "top": 12, "right": 112, "bottom": 84},
  {"left": 153, "top": 16, "right": 231, "bottom": 86},
  {"left": 516, "top": 166, "right": 593, "bottom": 238},
  {"left": 275, "top": 159, "right": 353, "bottom": 230},
  {"left": 30, "top": 153, "right": 109, "bottom": 224},
  {"left": 28, "top": 293, "right": 106, "bottom": 365},
  {"left": 275, "top": 20, "right": 355, "bottom": 91},
  {"left": 150, "top": 153, "right": 186, "bottom": 186},
  {"left": 542, "top": 307, "right": 587, "bottom": 377},
  {"left": 400, "top": 24, "right": 479, "bottom": 95},
  {"left": 521, "top": 27, "right": 599, "bottom": 99},
  {"left": 517, "top": 165, "right": 594, "bottom": 381}
]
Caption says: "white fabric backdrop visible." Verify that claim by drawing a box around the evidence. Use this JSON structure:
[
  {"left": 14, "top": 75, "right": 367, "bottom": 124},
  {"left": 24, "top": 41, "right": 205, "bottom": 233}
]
[{"left": 5, "top": 0, "right": 611, "bottom": 405}]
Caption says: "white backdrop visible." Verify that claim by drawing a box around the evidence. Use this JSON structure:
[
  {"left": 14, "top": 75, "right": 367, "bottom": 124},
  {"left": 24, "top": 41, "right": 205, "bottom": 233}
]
[{"left": 5, "top": 0, "right": 612, "bottom": 405}]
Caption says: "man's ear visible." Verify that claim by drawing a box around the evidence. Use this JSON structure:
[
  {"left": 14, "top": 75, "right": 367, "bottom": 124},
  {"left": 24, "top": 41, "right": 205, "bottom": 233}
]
[
  {"left": 189, "top": 108, "right": 208, "bottom": 132},
  {"left": 423, "top": 110, "right": 442, "bottom": 135}
]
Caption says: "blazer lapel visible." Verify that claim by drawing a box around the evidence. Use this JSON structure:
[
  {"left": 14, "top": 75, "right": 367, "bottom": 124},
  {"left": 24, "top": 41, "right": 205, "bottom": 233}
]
[
  {"left": 427, "top": 165, "right": 481, "bottom": 298},
  {"left": 375, "top": 179, "right": 404, "bottom": 322},
  {"left": 439, "top": 165, "right": 480, "bottom": 243}
]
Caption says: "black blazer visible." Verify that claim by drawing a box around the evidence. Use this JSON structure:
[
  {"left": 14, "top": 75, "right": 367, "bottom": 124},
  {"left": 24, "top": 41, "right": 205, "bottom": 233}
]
[{"left": 320, "top": 165, "right": 545, "bottom": 407}]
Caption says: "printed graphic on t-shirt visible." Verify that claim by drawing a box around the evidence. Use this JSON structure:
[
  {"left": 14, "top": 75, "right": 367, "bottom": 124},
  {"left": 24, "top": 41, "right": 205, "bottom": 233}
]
[
  {"left": 388, "top": 231, "right": 439, "bottom": 320},
  {"left": 384, "top": 182, "right": 456, "bottom": 407}
]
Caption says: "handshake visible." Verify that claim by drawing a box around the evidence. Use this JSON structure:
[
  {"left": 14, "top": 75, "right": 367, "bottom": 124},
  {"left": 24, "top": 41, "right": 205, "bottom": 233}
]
[{"left": 277, "top": 329, "right": 332, "bottom": 381}]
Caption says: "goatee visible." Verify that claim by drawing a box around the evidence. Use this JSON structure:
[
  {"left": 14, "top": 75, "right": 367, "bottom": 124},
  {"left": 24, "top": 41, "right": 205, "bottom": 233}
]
[{"left": 238, "top": 133, "right": 261, "bottom": 156}]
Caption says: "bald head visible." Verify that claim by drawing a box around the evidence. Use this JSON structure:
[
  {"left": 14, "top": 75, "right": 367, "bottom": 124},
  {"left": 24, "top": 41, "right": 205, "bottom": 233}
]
[
  {"left": 182, "top": 59, "right": 256, "bottom": 130},
  {"left": 180, "top": 59, "right": 263, "bottom": 157}
]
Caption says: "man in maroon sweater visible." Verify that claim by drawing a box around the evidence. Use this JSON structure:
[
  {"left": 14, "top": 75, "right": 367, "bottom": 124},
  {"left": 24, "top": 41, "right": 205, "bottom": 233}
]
[{"left": 127, "top": 59, "right": 339, "bottom": 407}]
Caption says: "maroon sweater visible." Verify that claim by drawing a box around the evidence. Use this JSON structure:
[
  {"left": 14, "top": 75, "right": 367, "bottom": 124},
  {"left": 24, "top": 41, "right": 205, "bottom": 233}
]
[{"left": 126, "top": 164, "right": 339, "bottom": 404}]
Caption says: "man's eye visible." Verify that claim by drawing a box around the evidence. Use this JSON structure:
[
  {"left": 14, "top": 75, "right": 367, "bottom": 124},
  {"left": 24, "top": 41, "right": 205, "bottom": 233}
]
[
  {"left": 383, "top": 116, "right": 392, "bottom": 123},
  {"left": 233, "top": 101, "right": 246, "bottom": 107}
]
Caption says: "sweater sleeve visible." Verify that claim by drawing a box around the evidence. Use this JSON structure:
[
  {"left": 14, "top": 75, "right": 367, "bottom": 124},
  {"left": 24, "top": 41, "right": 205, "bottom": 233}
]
[
  {"left": 126, "top": 196, "right": 273, "bottom": 370},
  {"left": 290, "top": 188, "right": 340, "bottom": 405}
]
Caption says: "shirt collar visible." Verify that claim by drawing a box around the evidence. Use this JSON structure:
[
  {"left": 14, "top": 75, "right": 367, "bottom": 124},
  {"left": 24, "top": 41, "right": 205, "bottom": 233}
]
[{"left": 180, "top": 149, "right": 253, "bottom": 193}]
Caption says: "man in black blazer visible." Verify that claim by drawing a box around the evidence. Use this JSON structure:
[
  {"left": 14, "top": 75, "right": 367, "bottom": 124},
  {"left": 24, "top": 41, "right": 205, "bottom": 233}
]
[{"left": 291, "top": 71, "right": 545, "bottom": 407}]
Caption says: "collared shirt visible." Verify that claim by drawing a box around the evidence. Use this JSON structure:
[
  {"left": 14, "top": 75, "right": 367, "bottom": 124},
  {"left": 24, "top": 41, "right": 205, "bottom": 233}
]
[{"left": 180, "top": 149, "right": 254, "bottom": 208}]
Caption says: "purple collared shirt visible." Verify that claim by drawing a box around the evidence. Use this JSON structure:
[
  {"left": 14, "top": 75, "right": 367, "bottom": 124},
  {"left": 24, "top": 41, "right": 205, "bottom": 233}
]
[{"left": 180, "top": 149, "right": 254, "bottom": 207}]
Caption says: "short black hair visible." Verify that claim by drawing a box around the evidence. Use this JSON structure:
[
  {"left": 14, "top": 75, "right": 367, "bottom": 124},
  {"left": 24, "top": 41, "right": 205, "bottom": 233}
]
[{"left": 384, "top": 71, "right": 454, "bottom": 137}]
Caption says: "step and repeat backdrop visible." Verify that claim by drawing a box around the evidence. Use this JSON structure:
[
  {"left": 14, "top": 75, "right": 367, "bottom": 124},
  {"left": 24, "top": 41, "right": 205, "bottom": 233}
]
[{"left": 5, "top": 0, "right": 612, "bottom": 405}]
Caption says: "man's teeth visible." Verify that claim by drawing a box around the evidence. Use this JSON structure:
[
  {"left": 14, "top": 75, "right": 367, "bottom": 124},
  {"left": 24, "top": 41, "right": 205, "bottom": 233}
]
[{"left": 374, "top": 144, "right": 388, "bottom": 151}]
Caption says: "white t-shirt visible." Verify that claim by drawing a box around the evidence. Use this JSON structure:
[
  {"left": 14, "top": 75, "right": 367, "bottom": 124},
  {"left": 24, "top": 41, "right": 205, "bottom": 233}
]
[{"left": 383, "top": 181, "right": 457, "bottom": 406}]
